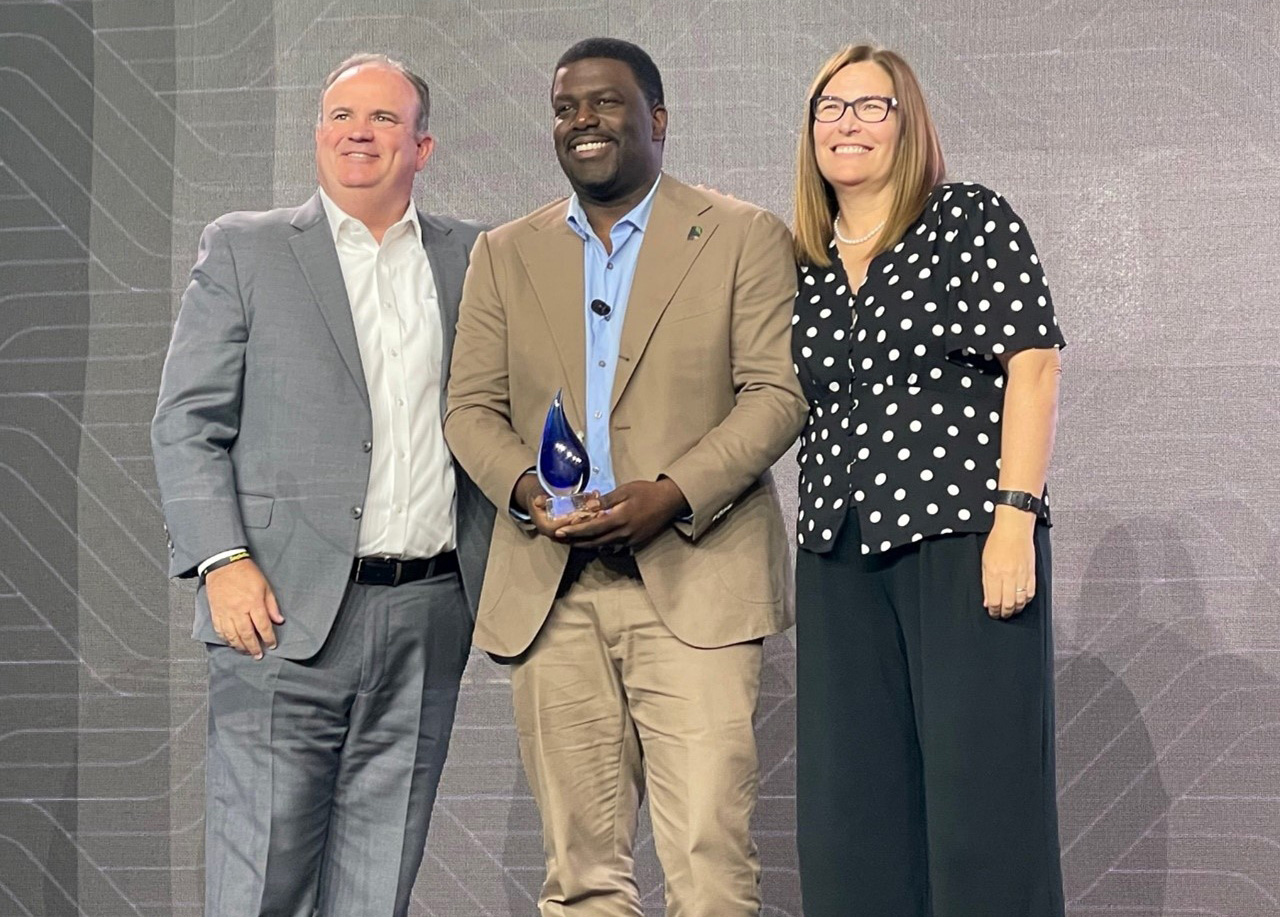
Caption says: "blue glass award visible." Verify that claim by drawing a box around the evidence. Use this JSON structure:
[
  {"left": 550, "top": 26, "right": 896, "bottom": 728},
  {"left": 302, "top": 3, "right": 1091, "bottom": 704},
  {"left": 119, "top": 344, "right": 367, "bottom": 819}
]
[{"left": 537, "top": 390, "right": 600, "bottom": 520}]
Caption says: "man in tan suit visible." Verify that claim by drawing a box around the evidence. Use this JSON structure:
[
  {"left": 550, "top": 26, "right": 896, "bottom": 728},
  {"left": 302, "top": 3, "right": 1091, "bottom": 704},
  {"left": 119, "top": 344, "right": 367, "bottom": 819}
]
[{"left": 444, "top": 38, "right": 805, "bottom": 916}]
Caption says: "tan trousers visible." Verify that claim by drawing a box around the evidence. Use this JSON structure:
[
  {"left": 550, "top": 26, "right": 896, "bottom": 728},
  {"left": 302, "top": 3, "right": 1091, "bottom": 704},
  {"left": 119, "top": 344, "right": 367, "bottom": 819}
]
[{"left": 510, "top": 554, "right": 764, "bottom": 917}]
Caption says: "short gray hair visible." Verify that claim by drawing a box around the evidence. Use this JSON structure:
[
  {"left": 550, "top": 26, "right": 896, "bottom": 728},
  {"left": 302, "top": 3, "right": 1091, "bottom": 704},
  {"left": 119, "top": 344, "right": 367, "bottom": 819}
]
[{"left": 319, "top": 53, "right": 431, "bottom": 135}]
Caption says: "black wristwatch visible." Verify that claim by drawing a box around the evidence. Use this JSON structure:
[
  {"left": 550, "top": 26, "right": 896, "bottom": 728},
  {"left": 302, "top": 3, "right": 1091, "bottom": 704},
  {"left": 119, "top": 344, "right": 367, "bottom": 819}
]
[{"left": 993, "top": 489, "right": 1044, "bottom": 516}]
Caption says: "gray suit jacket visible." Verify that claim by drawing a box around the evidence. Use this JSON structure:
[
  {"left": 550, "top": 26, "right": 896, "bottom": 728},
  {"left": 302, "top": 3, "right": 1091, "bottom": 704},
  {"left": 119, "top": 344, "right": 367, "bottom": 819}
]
[{"left": 152, "top": 193, "right": 493, "bottom": 659}]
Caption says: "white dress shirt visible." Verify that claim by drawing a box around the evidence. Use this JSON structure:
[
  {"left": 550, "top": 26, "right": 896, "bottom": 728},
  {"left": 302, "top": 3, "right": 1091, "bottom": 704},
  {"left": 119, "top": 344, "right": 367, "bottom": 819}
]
[
  {"left": 199, "top": 192, "right": 456, "bottom": 575},
  {"left": 318, "top": 188, "right": 455, "bottom": 559}
]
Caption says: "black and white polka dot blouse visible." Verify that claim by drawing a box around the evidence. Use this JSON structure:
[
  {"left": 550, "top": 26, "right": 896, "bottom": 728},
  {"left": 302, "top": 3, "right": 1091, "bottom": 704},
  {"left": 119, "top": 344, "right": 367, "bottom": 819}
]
[{"left": 792, "top": 182, "right": 1066, "bottom": 555}]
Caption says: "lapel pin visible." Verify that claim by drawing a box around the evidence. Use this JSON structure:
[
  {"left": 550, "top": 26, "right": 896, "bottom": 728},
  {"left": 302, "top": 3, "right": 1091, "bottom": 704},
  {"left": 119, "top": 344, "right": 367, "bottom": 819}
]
[{"left": 687, "top": 225, "right": 702, "bottom": 240}]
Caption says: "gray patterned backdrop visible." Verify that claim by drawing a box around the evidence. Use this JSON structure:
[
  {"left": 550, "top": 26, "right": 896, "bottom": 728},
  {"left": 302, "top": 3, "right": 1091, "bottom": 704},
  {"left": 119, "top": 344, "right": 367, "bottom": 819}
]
[{"left": 1, "top": 0, "right": 1277, "bottom": 914}]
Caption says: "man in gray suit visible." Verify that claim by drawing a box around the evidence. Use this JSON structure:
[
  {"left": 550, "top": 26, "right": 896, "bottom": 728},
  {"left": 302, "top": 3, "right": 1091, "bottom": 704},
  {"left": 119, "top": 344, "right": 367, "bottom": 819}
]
[{"left": 151, "top": 54, "right": 492, "bottom": 916}]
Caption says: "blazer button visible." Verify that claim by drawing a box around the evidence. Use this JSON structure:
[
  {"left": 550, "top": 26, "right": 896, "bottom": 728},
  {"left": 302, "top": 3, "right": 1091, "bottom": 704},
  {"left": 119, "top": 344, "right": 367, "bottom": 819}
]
[
  {"left": 361, "top": 440, "right": 372, "bottom": 452},
  {"left": 351, "top": 505, "right": 363, "bottom": 519}
]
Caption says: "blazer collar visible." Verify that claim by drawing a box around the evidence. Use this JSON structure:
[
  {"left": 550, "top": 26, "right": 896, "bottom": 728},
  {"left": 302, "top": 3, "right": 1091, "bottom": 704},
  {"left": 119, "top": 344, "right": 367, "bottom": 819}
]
[
  {"left": 611, "top": 174, "right": 716, "bottom": 409},
  {"left": 288, "top": 193, "right": 369, "bottom": 404},
  {"left": 513, "top": 175, "right": 719, "bottom": 420}
]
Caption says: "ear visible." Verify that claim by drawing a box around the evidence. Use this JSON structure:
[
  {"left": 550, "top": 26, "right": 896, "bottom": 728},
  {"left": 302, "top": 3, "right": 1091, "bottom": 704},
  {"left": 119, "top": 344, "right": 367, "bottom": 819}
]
[
  {"left": 415, "top": 133, "right": 436, "bottom": 172},
  {"left": 651, "top": 104, "right": 668, "bottom": 142}
]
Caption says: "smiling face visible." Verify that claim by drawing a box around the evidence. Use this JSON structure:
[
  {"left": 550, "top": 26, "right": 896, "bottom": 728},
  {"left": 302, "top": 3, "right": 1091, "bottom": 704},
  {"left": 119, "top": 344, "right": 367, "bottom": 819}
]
[
  {"left": 812, "top": 60, "right": 899, "bottom": 196},
  {"left": 551, "top": 57, "right": 666, "bottom": 205},
  {"left": 315, "top": 64, "right": 433, "bottom": 210}
]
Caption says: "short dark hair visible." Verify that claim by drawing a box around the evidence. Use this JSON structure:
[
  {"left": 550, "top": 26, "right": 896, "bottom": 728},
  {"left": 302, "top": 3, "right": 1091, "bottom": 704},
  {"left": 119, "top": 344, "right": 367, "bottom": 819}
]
[
  {"left": 555, "top": 38, "right": 664, "bottom": 107},
  {"left": 320, "top": 53, "right": 431, "bottom": 135}
]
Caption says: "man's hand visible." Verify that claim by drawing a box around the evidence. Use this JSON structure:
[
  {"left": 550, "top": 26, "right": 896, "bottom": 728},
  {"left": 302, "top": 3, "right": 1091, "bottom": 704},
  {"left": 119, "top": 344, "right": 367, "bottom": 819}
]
[
  {"left": 512, "top": 473, "right": 598, "bottom": 538},
  {"left": 206, "top": 558, "right": 284, "bottom": 658},
  {"left": 555, "top": 478, "right": 689, "bottom": 549}
]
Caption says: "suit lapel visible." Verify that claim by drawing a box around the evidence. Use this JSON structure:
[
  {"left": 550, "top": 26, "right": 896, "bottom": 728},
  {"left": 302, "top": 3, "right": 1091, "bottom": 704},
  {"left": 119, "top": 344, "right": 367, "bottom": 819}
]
[
  {"left": 612, "top": 178, "right": 715, "bottom": 410},
  {"left": 515, "top": 207, "right": 588, "bottom": 426},
  {"left": 288, "top": 195, "right": 369, "bottom": 405},
  {"left": 420, "top": 213, "right": 462, "bottom": 413}
]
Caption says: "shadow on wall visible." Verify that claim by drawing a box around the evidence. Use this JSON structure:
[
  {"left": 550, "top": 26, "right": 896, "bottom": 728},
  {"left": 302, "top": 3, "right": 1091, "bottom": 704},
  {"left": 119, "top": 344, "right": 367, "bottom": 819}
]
[{"left": 1057, "top": 518, "right": 1280, "bottom": 916}]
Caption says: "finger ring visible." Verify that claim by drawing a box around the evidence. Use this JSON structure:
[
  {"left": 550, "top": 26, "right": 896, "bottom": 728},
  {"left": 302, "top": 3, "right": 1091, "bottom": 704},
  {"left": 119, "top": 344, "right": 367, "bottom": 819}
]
[{"left": 1015, "top": 588, "right": 1027, "bottom": 594}]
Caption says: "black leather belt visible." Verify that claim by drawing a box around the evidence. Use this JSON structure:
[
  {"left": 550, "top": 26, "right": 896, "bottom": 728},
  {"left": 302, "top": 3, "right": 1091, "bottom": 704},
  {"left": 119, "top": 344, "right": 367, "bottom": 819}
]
[{"left": 351, "top": 551, "right": 458, "bottom": 586}]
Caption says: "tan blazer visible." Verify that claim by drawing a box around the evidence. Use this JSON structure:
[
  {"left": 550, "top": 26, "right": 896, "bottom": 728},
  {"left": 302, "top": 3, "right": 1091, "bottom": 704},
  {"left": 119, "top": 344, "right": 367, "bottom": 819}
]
[{"left": 445, "top": 175, "right": 806, "bottom": 657}]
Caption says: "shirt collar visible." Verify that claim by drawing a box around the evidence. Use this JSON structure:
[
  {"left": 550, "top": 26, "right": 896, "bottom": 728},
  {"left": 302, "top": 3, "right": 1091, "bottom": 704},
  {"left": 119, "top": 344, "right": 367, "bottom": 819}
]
[
  {"left": 565, "top": 173, "right": 662, "bottom": 242},
  {"left": 317, "top": 187, "right": 422, "bottom": 246}
]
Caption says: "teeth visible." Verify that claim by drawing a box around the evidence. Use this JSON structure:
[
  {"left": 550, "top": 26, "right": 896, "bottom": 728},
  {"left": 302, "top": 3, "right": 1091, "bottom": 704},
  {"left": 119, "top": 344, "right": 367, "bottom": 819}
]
[
  {"left": 834, "top": 145, "right": 871, "bottom": 154},
  {"left": 575, "top": 140, "right": 609, "bottom": 152}
]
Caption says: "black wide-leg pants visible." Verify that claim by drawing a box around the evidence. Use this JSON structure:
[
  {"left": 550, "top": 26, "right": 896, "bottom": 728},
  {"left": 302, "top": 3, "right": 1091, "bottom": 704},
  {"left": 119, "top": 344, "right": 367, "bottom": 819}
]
[{"left": 795, "top": 514, "right": 1065, "bottom": 917}]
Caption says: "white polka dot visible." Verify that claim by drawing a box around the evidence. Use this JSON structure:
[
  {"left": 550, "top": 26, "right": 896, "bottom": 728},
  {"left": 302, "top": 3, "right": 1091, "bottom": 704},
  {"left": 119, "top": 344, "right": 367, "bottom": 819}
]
[
  {"left": 869, "top": 510, "right": 882, "bottom": 523},
  {"left": 897, "top": 448, "right": 910, "bottom": 460},
  {"left": 897, "top": 513, "right": 911, "bottom": 526},
  {"left": 947, "top": 484, "right": 960, "bottom": 496},
  {"left": 926, "top": 503, "right": 938, "bottom": 514},
  {"left": 931, "top": 403, "right": 944, "bottom": 415},
  {"left": 964, "top": 458, "right": 977, "bottom": 470},
  {"left": 909, "top": 420, "right": 922, "bottom": 432},
  {"left": 958, "top": 508, "right": 971, "bottom": 521},
  {"left": 821, "top": 528, "right": 832, "bottom": 540},
  {"left": 920, "top": 468, "right": 933, "bottom": 481},
  {"left": 933, "top": 446, "right": 946, "bottom": 458},
  {"left": 881, "top": 541, "right": 892, "bottom": 551},
  {"left": 874, "top": 473, "right": 887, "bottom": 486}
]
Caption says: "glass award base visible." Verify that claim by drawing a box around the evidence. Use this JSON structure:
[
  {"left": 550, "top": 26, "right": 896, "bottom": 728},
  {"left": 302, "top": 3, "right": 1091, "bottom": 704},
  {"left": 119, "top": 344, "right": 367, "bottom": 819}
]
[{"left": 546, "top": 492, "right": 601, "bottom": 522}]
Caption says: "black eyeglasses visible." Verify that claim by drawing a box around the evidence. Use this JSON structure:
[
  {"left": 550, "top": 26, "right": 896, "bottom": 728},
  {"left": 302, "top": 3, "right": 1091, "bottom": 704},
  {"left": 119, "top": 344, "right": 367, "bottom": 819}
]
[{"left": 810, "top": 94, "right": 898, "bottom": 124}]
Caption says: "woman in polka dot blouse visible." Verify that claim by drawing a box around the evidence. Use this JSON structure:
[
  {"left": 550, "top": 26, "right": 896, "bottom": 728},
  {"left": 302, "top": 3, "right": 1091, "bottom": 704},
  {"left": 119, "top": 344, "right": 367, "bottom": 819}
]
[{"left": 790, "top": 45, "right": 1067, "bottom": 917}]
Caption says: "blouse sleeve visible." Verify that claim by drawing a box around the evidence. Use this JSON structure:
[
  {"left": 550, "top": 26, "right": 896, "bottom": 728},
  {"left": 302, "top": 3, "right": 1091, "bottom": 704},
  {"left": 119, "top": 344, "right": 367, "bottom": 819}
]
[{"left": 943, "top": 186, "right": 1065, "bottom": 367}]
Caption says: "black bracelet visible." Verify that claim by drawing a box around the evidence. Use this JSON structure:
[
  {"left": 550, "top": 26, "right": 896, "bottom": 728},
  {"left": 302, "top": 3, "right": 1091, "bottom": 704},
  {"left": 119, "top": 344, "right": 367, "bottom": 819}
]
[
  {"left": 200, "top": 550, "right": 251, "bottom": 583},
  {"left": 993, "top": 489, "right": 1044, "bottom": 516}
]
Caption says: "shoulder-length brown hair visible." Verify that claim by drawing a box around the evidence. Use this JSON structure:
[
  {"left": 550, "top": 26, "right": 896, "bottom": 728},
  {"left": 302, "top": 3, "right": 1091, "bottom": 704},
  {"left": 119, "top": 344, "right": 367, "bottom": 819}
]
[{"left": 794, "top": 45, "right": 946, "bottom": 267}]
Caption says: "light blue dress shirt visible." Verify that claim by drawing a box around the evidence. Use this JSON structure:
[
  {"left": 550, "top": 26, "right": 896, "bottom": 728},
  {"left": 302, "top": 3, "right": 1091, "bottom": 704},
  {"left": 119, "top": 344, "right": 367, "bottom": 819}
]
[{"left": 564, "top": 175, "right": 662, "bottom": 496}]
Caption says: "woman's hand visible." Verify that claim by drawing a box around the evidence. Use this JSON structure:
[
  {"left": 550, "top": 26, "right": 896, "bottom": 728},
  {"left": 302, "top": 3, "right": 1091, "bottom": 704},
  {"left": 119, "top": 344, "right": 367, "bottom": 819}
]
[{"left": 981, "top": 506, "right": 1037, "bottom": 618}]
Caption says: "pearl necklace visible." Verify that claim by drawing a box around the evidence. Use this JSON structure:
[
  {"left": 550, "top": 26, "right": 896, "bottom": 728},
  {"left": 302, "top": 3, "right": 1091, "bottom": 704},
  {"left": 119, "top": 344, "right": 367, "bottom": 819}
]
[{"left": 834, "top": 213, "right": 886, "bottom": 246}]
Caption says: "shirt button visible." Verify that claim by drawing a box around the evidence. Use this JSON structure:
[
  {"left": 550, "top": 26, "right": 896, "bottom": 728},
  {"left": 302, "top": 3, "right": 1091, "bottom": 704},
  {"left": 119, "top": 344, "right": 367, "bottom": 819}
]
[
  {"left": 389, "top": 348, "right": 399, "bottom": 358},
  {"left": 383, "top": 301, "right": 393, "bottom": 309},
  {"left": 593, "top": 411, "right": 602, "bottom": 419},
  {"left": 351, "top": 505, "right": 363, "bottom": 519},
  {"left": 592, "top": 466, "right": 600, "bottom": 474},
  {"left": 598, "top": 360, "right": 607, "bottom": 367},
  {"left": 361, "top": 440, "right": 372, "bottom": 453},
  {"left": 606, "top": 262, "right": 614, "bottom": 270},
  {"left": 397, "top": 397, "right": 405, "bottom": 406}
]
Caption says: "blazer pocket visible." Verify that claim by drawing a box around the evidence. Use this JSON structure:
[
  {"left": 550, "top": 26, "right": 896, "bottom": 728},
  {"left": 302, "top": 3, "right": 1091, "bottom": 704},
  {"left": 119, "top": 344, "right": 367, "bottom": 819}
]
[
  {"left": 662, "top": 284, "right": 726, "bottom": 324},
  {"left": 236, "top": 492, "right": 275, "bottom": 529}
]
